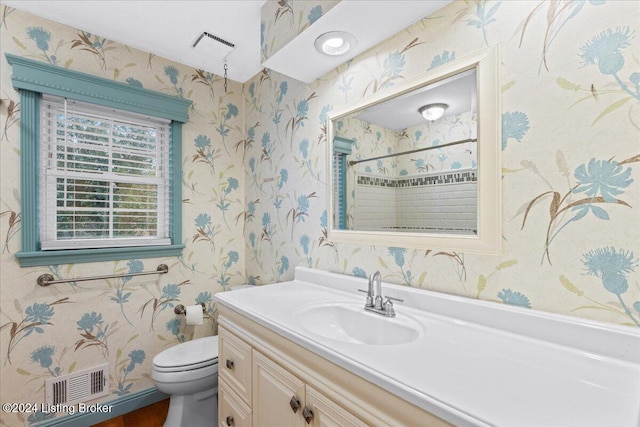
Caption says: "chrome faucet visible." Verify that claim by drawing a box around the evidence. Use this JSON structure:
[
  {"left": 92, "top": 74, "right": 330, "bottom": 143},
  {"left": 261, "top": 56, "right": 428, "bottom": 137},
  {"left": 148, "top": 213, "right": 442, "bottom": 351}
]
[
  {"left": 364, "top": 271, "right": 396, "bottom": 317},
  {"left": 372, "top": 271, "right": 383, "bottom": 310},
  {"left": 365, "top": 272, "right": 375, "bottom": 308}
]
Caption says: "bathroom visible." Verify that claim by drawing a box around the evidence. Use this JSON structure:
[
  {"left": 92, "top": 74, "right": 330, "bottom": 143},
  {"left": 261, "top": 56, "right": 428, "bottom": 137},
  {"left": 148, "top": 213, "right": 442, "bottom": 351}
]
[{"left": 0, "top": 0, "right": 638, "bottom": 426}]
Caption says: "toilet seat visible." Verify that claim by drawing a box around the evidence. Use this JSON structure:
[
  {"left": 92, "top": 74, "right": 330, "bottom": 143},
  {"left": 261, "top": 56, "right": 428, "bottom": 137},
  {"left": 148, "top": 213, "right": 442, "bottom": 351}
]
[{"left": 153, "top": 336, "right": 219, "bottom": 373}]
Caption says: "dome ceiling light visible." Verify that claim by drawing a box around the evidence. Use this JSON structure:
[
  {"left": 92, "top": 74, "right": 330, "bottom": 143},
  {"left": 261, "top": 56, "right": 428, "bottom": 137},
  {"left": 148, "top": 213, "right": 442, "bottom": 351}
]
[{"left": 419, "top": 103, "right": 449, "bottom": 121}]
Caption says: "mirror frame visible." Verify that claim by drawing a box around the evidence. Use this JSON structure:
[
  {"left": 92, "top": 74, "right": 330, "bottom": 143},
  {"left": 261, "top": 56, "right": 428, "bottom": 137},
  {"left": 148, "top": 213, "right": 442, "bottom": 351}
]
[{"left": 327, "top": 45, "right": 501, "bottom": 254}]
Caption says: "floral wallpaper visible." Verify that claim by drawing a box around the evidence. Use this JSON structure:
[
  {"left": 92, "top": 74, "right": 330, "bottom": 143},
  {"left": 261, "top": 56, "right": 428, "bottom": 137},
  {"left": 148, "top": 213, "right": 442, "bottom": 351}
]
[
  {"left": 0, "top": 0, "right": 639, "bottom": 425},
  {"left": 246, "top": 0, "right": 640, "bottom": 324},
  {"left": 0, "top": 6, "right": 245, "bottom": 425},
  {"left": 399, "top": 112, "right": 477, "bottom": 174},
  {"left": 260, "top": 0, "right": 339, "bottom": 62},
  {"left": 338, "top": 111, "right": 477, "bottom": 177}
]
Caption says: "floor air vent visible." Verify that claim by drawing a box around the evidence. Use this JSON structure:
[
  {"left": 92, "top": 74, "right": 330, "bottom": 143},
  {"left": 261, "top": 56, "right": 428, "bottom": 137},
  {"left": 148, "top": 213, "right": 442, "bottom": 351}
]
[{"left": 45, "top": 364, "right": 109, "bottom": 406}]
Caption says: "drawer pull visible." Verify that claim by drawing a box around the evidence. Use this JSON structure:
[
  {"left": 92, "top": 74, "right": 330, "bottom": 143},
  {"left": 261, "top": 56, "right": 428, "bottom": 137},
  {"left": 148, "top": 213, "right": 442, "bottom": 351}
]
[
  {"left": 225, "top": 359, "right": 234, "bottom": 369},
  {"left": 302, "top": 406, "right": 314, "bottom": 424},
  {"left": 289, "top": 396, "right": 300, "bottom": 413},
  {"left": 225, "top": 415, "right": 234, "bottom": 426}
]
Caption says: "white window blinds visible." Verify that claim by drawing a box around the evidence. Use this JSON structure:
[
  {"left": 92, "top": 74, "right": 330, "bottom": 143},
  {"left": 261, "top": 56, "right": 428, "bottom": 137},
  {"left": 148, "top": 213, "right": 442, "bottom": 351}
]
[{"left": 39, "top": 95, "right": 171, "bottom": 250}]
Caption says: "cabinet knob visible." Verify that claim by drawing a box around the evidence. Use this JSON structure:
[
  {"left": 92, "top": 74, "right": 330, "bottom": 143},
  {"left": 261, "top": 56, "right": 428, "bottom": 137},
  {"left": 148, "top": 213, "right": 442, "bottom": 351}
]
[
  {"left": 302, "top": 406, "right": 314, "bottom": 424},
  {"left": 225, "top": 359, "right": 234, "bottom": 369},
  {"left": 289, "top": 396, "right": 300, "bottom": 413},
  {"left": 225, "top": 415, "right": 234, "bottom": 426}
]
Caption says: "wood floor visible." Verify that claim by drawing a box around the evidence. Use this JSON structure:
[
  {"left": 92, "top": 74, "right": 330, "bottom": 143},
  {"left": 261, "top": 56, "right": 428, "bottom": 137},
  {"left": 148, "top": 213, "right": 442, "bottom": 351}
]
[{"left": 92, "top": 399, "right": 169, "bottom": 427}]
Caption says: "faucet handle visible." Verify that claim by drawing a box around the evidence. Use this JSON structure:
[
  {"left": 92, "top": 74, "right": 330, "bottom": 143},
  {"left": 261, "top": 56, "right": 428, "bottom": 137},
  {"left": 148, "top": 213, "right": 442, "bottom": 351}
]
[
  {"left": 358, "top": 288, "right": 375, "bottom": 307},
  {"left": 365, "top": 294, "right": 374, "bottom": 308},
  {"left": 374, "top": 295, "right": 383, "bottom": 310},
  {"left": 383, "top": 298, "right": 395, "bottom": 317}
]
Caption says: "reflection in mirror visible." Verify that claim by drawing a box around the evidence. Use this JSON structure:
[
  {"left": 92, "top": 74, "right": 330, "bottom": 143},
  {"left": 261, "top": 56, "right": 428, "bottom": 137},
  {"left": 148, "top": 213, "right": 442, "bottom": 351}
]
[
  {"left": 334, "top": 68, "right": 478, "bottom": 235},
  {"left": 328, "top": 46, "right": 501, "bottom": 254}
]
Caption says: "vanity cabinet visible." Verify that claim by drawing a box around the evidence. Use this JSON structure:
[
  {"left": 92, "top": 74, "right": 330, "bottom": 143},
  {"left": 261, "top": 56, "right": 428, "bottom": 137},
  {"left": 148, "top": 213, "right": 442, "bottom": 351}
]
[
  {"left": 217, "top": 305, "right": 452, "bottom": 427},
  {"left": 219, "top": 377, "right": 252, "bottom": 427},
  {"left": 253, "top": 350, "right": 367, "bottom": 427},
  {"left": 219, "top": 328, "right": 252, "bottom": 405},
  {"left": 252, "top": 351, "right": 306, "bottom": 426},
  {"left": 304, "top": 385, "right": 369, "bottom": 427}
]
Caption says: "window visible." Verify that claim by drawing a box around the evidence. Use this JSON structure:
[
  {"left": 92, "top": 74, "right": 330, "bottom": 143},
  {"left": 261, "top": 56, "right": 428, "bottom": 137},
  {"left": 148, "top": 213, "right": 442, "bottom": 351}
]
[
  {"left": 6, "top": 54, "right": 191, "bottom": 267},
  {"left": 333, "top": 151, "right": 347, "bottom": 230},
  {"left": 333, "top": 137, "right": 354, "bottom": 230},
  {"left": 40, "top": 96, "right": 171, "bottom": 250}
]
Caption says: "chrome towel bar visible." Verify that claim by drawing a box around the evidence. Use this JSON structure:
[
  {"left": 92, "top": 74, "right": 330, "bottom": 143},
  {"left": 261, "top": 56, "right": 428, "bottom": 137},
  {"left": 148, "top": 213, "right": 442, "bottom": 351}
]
[{"left": 37, "top": 264, "right": 169, "bottom": 286}]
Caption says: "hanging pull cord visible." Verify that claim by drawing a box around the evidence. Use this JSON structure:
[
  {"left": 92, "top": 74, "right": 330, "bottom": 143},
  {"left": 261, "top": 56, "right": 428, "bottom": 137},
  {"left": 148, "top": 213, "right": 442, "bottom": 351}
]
[{"left": 224, "top": 63, "right": 228, "bottom": 93}]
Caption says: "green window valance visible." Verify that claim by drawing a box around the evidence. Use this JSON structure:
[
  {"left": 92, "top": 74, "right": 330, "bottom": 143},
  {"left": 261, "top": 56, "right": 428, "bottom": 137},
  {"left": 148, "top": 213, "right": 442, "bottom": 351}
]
[
  {"left": 5, "top": 54, "right": 191, "bottom": 122},
  {"left": 334, "top": 136, "right": 355, "bottom": 154}
]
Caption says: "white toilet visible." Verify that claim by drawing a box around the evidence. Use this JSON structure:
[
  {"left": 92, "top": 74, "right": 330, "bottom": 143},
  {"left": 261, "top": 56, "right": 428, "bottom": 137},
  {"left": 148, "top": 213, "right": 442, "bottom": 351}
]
[{"left": 152, "top": 336, "right": 219, "bottom": 427}]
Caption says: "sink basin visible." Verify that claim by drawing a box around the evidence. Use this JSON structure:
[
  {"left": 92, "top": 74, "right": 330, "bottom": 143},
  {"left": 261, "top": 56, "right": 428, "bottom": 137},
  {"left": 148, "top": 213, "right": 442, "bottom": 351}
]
[{"left": 293, "top": 302, "right": 423, "bottom": 345}]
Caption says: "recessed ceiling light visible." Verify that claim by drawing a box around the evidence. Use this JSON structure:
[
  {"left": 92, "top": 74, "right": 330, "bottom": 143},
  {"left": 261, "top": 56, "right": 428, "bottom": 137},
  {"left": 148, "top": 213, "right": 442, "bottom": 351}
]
[
  {"left": 419, "top": 103, "right": 449, "bottom": 121},
  {"left": 314, "top": 31, "right": 357, "bottom": 56}
]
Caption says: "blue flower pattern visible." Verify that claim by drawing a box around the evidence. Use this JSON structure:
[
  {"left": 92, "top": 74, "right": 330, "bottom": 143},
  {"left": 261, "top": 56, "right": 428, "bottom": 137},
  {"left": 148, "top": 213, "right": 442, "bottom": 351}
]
[
  {"left": 502, "top": 112, "right": 530, "bottom": 150},
  {"left": 2, "top": 4, "right": 640, "bottom": 421},
  {"left": 497, "top": 289, "right": 531, "bottom": 308},
  {"left": 26, "top": 27, "right": 57, "bottom": 64},
  {"left": 428, "top": 50, "right": 456, "bottom": 70},
  {"left": 115, "top": 350, "right": 146, "bottom": 396},
  {"left": 573, "top": 159, "right": 633, "bottom": 203},
  {"left": 583, "top": 247, "right": 639, "bottom": 326}
]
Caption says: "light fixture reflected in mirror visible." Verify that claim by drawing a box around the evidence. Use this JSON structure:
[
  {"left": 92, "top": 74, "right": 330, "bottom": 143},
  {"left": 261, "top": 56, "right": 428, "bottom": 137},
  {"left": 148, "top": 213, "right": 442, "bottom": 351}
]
[
  {"left": 327, "top": 45, "right": 501, "bottom": 254},
  {"left": 419, "top": 103, "right": 448, "bottom": 121},
  {"left": 315, "top": 31, "right": 357, "bottom": 56}
]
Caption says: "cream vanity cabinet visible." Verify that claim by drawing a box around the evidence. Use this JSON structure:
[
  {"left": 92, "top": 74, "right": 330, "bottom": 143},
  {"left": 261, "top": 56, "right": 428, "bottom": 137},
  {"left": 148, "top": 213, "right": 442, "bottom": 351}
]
[
  {"left": 217, "top": 305, "right": 452, "bottom": 427},
  {"left": 253, "top": 351, "right": 366, "bottom": 427}
]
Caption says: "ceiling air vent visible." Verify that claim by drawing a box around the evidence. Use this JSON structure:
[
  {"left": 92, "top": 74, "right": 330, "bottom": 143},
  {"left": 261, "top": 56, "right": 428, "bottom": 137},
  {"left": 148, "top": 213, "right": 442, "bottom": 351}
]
[
  {"left": 45, "top": 363, "right": 109, "bottom": 406},
  {"left": 192, "top": 31, "right": 235, "bottom": 59}
]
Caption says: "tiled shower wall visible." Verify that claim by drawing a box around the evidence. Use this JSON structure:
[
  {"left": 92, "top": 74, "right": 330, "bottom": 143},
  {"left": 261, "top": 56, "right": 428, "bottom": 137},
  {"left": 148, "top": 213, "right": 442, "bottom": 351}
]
[
  {"left": 354, "top": 171, "right": 477, "bottom": 232},
  {"left": 396, "top": 179, "right": 477, "bottom": 233},
  {"left": 353, "top": 176, "right": 396, "bottom": 230}
]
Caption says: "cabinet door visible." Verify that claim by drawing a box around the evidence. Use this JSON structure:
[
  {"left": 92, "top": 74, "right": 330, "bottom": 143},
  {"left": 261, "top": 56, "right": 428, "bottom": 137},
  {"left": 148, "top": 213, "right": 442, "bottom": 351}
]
[
  {"left": 305, "top": 385, "right": 369, "bottom": 427},
  {"left": 253, "top": 351, "right": 305, "bottom": 427},
  {"left": 219, "top": 326, "right": 253, "bottom": 406},
  {"left": 219, "top": 377, "right": 252, "bottom": 427}
]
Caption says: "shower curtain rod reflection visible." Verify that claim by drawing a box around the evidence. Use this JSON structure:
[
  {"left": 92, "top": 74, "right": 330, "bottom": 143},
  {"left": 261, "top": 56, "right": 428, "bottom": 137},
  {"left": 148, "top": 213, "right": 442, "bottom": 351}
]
[{"left": 347, "top": 138, "right": 477, "bottom": 166}]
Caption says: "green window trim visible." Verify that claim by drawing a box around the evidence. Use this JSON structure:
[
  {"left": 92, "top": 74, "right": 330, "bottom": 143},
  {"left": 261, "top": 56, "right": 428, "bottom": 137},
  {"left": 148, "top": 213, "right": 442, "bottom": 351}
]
[
  {"left": 6, "top": 54, "right": 191, "bottom": 122},
  {"left": 5, "top": 54, "right": 191, "bottom": 267},
  {"left": 333, "top": 136, "right": 354, "bottom": 154}
]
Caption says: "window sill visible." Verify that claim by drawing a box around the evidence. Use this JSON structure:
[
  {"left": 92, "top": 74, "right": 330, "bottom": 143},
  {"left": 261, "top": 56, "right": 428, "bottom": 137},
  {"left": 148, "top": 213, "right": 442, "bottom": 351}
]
[{"left": 15, "top": 244, "right": 184, "bottom": 267}]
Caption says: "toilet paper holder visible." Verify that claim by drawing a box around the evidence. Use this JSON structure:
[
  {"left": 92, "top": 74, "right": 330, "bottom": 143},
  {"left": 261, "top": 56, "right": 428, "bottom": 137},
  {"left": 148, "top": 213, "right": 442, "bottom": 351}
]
[{"left": 174, "top": 302, "right": 207, "bottom": 316}]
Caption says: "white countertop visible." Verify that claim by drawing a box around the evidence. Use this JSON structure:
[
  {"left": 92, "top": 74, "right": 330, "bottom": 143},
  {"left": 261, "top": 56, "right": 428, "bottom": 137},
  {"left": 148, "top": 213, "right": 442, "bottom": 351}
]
[{"left": 214, "top": 267, "right": 640, "bottom": 427}]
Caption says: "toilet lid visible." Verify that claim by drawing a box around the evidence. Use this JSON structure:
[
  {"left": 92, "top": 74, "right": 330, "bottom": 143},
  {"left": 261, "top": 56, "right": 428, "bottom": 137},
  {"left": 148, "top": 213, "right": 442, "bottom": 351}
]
[{"left": 153, "top": 336, "right": 219, "bottom": 371}]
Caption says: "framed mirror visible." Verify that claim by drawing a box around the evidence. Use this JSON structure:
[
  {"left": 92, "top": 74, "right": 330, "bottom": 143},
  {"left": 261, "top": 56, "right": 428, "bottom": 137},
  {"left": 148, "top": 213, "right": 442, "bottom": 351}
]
[{"left": 327, "top": 46, "right": 501, "bottom": 254}]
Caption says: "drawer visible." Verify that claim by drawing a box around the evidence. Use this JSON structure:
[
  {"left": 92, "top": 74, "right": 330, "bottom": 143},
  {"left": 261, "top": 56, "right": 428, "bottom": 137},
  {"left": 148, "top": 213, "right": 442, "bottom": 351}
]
[
  {"left": 306, "top": 385, "right": 370, "bottom": 427},
  {"left": 219, "top": 377, "right": 252, "bottom": 427},
  {"left": 219, "top": 326, "right": 252, "bottom": 405}
]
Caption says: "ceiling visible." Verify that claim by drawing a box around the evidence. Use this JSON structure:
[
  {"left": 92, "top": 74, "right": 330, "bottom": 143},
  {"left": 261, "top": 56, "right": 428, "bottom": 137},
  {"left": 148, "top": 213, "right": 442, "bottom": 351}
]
[
  {"left": 263, "top": 0, "right": 452, "bottom": 83},
  {"left": 4, "top": 1, "right": 452, "bottom": 84},
  {"left": 355, "top": 68, "right": 477, "bottom": 131}
]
